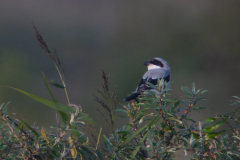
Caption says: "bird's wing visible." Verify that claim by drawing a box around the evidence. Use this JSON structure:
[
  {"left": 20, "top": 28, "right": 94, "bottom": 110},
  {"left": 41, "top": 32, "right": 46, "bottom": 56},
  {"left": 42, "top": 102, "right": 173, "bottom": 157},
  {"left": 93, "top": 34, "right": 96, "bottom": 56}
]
[
  {"left": 136, "top": 69, "right": 170, "bottom": 93},
  {"left": 142, "top": 68, "right": 169, "bottom": 79}
]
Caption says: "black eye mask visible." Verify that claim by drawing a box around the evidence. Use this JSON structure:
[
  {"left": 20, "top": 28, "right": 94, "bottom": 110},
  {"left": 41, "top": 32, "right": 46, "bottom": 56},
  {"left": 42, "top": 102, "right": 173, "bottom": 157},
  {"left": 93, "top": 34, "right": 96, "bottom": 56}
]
[{"left": 150, "top": 59, "right": 164, "bottom": 68}]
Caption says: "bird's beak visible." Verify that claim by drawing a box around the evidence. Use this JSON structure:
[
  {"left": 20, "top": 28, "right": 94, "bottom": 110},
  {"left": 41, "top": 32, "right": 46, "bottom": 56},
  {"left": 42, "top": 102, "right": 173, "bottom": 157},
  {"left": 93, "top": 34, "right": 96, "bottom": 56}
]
[{"left": 143, "top": 61, "right": 150, "bottom": 66}]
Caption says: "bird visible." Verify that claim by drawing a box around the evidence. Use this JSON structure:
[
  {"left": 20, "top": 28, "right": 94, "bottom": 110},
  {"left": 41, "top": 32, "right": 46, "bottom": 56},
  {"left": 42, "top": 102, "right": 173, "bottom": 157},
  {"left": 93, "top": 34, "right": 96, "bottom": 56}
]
[{"left": 124, "top": 57, "right": 170, "bottom": 101}]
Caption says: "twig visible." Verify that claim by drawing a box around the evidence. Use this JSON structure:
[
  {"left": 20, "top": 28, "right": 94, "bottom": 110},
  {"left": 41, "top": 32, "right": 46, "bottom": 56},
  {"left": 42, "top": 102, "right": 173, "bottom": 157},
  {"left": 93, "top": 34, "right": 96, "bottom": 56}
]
[
  {"left": 1, "top": 115, "right": 23, "bottom": 147},
  {"left": 95, "top": 88, "right": 107, "bottom": 99},
  {"left": 93, "top": 95, "right": 110, "bottom": 112},
  {"left": 56, "top": 112, "right": 60, "bottom": 139},
  {"left": 83, "top": 128, "right": 97, "bottom": 143},
  {"left": 180, "top": 95, "right": 195, "bottom": 121},
  {"left": 149, "top": 145, "right": 159, "bottom": 159},
  {"left": 129, "top": 101, "right": 148, "bottom": 157},
  {"left": 6, "top": 115, "right": 34, "bottom": 141},
  {"left": 198, "top": 121, "right": 204, "bottom": 160},
  {"left": 60, "top": 135, "right": 82, "bottom": 159},
  {"left": 53, "top": 124, "right": 70, "bottom": 146},
  {"left": 96, "top": 108, "right": 111, "bottom": 128}
]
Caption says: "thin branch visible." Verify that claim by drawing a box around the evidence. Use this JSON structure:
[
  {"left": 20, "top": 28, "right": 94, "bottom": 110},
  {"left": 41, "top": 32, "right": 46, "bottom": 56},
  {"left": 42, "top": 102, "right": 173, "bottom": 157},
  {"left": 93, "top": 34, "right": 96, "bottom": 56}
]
[
  {"left": 60, "top": 135, "right": 82, "bottom": 159},
  {"left": 53, "top": 124, "right": 70, "bottom": 146},
  {"left": 56, "top": 112, "right": 60, "bottom": 139},
  {"left": 96, "top": 108, "right": 111, "bottom": 128},
  {"left": 1, "top": 115, "right": 23, "bottom": 147},
  {"left": 198, "top": 121, "right": 204, "bottom": 160}
]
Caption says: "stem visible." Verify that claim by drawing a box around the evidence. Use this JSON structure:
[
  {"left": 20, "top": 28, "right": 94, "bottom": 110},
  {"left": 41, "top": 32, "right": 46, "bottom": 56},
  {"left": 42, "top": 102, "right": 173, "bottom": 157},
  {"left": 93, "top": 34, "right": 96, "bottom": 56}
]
[
  {"left": 150, "top": 145, "right": 159, "bottom": 159},
  {"left": 159, "top": 94, "right": 169, "bottom": 127},
  {"left": 53, "top": 124, "right": 70, "bottom": 146},
  {"left": 129, "top": 101, "right": 148, "bottom": 157},
  {"left": 198, "top": 121, "right": 204, "bottom": 160},
  {"left": 1, "top": 115, "right": 23, "bottom": 147},
  {"left": 180, "top": 95, "right": 195, "bottom": 121},
  {"left": 56, "top": 112, "right": 60, "bottom": 139},
  {"left": 55, "top": 65, "right": 70, "bottom": 105},
  {"left": 107, "top": 95, "right": 115, "bottom": 133},
  {"left": 96, "top": 128, "right": 102, "bottom": 150}
]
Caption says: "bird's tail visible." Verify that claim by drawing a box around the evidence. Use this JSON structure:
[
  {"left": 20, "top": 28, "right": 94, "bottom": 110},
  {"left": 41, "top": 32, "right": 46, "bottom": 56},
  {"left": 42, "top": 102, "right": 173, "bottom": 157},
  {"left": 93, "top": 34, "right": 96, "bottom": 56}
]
[{"left": 124, "top": 92, "right": 140, "bottom": 101}]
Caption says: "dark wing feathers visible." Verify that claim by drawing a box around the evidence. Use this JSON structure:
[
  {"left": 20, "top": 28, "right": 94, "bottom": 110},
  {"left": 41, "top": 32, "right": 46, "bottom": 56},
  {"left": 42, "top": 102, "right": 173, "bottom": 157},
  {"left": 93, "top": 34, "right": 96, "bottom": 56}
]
[
  {"left": 136, "top": 74, "right": 170, "bottom": 92},
  {"left": 164, "top": 74, "right": 170, "bottom": 82},
  {"left": 124, "top": 74, "right": 170, "bottom": 101},
  {"left": 136, "top": 78, "right": 158, "bottom": 92}
]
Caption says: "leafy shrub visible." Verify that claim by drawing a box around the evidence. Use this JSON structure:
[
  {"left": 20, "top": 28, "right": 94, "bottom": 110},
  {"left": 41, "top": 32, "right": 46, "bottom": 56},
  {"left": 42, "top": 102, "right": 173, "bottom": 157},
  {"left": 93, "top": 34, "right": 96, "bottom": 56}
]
[{"left": 0, "top": 26, "right": 240, "bottom": 160}]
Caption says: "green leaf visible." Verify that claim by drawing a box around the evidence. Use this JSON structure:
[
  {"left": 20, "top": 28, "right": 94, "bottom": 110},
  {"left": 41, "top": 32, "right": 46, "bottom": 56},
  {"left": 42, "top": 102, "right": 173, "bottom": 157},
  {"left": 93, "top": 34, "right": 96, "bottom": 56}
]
[
  {"left": 103, "top": 135, "right": 113, "bottom": 153},
  {"left": 117, "top": 131, "right": 130, "bottom": 136},
  {"left": 168, "top": 117, "right": 182, "bottom": 124},
  {"left": 42, "top": 72, "right": 57, "bottom": 102},
  {"left": 200, "top": 90, "right": 208, "bottom": 94},
  {"left": 6, "top": 86, "right": 76, "bottom": 113},
  {"left": 78, "top": 115, "right": 96, "bottom": 125},
  {"left": 202, "top": 119, "right": 226, "bottom": 133},
  {"left": 185, "top": 117, "right": 196, "bottom": 123},
  {"left": 125, "top": 122, "right": 132, "bottom": 131},
  {"left": 118, "top": 125, "right": 148, "bottom": 149},
  {"left": 148, "top": 115, "right": 161, "bottom": 128},
  {"left": 192, "top": 83, "right": 195, "bottom": 93},
  {"left": 16, "top": 120, "right": 25, "bottom": 132},
  {"left": 42, "top": 73, "right": 81, "bottom": 138},
  {"left": 233, "top": 135, "right": 240, "bottom": 140},
  {"left": 129, "top": 130, "right": 150, "bottom": 159},
  {"left": 69, "top": 125, "right": 81, "bottom": 138},
  {"left": 115, "top": 109, "right": 128, "bottom": 113},
  {"left": 21, "top": 120, "right": 40, "bottom": 136},
  {"left": 176, "top": 123, "right": 185, "bottom": 129},
  {"left": 169, "top": 101, "right": 179, "bottom": 113},
  {"left": 116, "top": 115, "right": 126, "bottom": 118},
  {"left": 191, "top": 132, "right": 200, "bottom": 139},
  {"left": 49, "top": 80, "right": 65, "bottom": 89},
  {"left": 204, "top": 117, "right": 216, "bottom": 123},
  {"left": 145, "top": 81, "right": 157, "bottom": 89},
  {"left": 205, "top": 131, "right": 222, "bottom": 140},
  {"left": 232, "top": 96, "right": 240, "bottom": 99},
  {"left": 136, "top": 103, "right": 148, "bottom": 107},
  {"left": 193, "top": 107, "right": 206, "bottom": 110},
  {"left": 96, "top": 128, "right": 102, "bottom": 150},
  {"left": 189, "top": 133, "right": 195, "bottom": 145},
  {"left": 181, "top": 86, "right": 192, "bottom": 99},
  {"left": 118, "top": 116, "right": 160, "bottom": 149},
  {"left": 42, "top": 72, "right": 70, "bottom": 124},
  {"left": 138, "top": 113, "right": 154, "bottom": 124}
]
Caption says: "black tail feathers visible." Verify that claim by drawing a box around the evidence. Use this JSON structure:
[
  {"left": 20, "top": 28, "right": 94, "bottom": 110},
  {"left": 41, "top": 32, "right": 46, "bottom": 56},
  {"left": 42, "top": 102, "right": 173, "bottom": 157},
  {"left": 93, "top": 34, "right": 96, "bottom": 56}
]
[{"left": 124, "top": 93, "right": 140, "bottom": 101}]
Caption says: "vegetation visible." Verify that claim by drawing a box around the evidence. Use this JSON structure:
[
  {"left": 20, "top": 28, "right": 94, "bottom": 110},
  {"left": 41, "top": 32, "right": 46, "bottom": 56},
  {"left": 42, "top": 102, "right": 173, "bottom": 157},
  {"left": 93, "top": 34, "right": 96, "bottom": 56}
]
[{"left": 0, "top": 26, "right": 240, "bottom": 159}]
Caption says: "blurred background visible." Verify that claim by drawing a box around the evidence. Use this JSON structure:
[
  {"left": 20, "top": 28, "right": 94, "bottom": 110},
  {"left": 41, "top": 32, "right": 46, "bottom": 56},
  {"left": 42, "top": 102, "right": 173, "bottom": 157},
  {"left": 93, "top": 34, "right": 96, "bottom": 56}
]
[{"left": 0, "top": 0, "right": 240, "bottom": 158}]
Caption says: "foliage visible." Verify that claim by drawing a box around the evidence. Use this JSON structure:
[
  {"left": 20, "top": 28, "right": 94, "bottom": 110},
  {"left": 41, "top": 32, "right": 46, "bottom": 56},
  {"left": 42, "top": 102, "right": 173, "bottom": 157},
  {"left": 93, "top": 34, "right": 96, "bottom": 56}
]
[{"left": 0, "top": 26, "right": 240, "bottom": 159}]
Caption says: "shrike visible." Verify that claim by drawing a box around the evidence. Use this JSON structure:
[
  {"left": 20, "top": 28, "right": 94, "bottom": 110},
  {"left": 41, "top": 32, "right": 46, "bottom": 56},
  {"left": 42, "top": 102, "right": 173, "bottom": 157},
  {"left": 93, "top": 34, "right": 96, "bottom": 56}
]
[{"left": 124, "top": 57, "right": 170, "bottom": 101}]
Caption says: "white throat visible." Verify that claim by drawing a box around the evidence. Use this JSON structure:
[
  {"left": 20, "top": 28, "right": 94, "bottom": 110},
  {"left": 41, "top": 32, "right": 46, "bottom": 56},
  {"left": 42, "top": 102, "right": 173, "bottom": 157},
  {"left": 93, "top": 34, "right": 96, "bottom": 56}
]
[{"left": 147, "top": 64, "right": 161, "bottom": 70}]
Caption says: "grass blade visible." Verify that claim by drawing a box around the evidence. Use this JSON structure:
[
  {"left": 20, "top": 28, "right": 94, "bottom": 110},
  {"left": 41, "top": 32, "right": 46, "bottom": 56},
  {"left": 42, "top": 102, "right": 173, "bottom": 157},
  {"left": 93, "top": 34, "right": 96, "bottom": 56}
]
[
  {"left": 118, "top": 116, "right": 160, "bottom": 149},
  {"left": 130, "top": 130, "right": 149, "bottom": 159},
  {"left": 50, "top": 80, "right": 65, "bottom": 89},
  {"left": 6, "top": 86, "right": 76, "bottom": 113},
  {"left": 42, "top": 72, "right": 70, "bottom": 124}
]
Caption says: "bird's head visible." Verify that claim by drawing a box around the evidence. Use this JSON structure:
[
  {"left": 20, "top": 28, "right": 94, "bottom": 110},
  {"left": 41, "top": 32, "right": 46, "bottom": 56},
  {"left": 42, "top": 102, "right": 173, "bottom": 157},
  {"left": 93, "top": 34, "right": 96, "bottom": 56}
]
[{"left": 144, "top": 57, "right": 170, "bottom": 70}]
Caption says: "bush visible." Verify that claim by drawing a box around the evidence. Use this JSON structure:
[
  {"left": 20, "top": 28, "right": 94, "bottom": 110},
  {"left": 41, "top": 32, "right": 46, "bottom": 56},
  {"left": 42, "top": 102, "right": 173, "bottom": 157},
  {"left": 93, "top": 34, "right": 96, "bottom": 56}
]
[{"left": 0, "top": 26, "right": 240, "bottom": 160}]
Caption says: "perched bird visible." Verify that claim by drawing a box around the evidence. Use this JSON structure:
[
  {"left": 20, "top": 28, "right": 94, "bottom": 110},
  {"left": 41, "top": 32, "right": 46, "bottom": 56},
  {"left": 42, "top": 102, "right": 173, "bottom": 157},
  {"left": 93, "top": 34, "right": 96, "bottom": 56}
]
[{"left": 124, "top": 57, "right": 170, "bottom": 101}]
